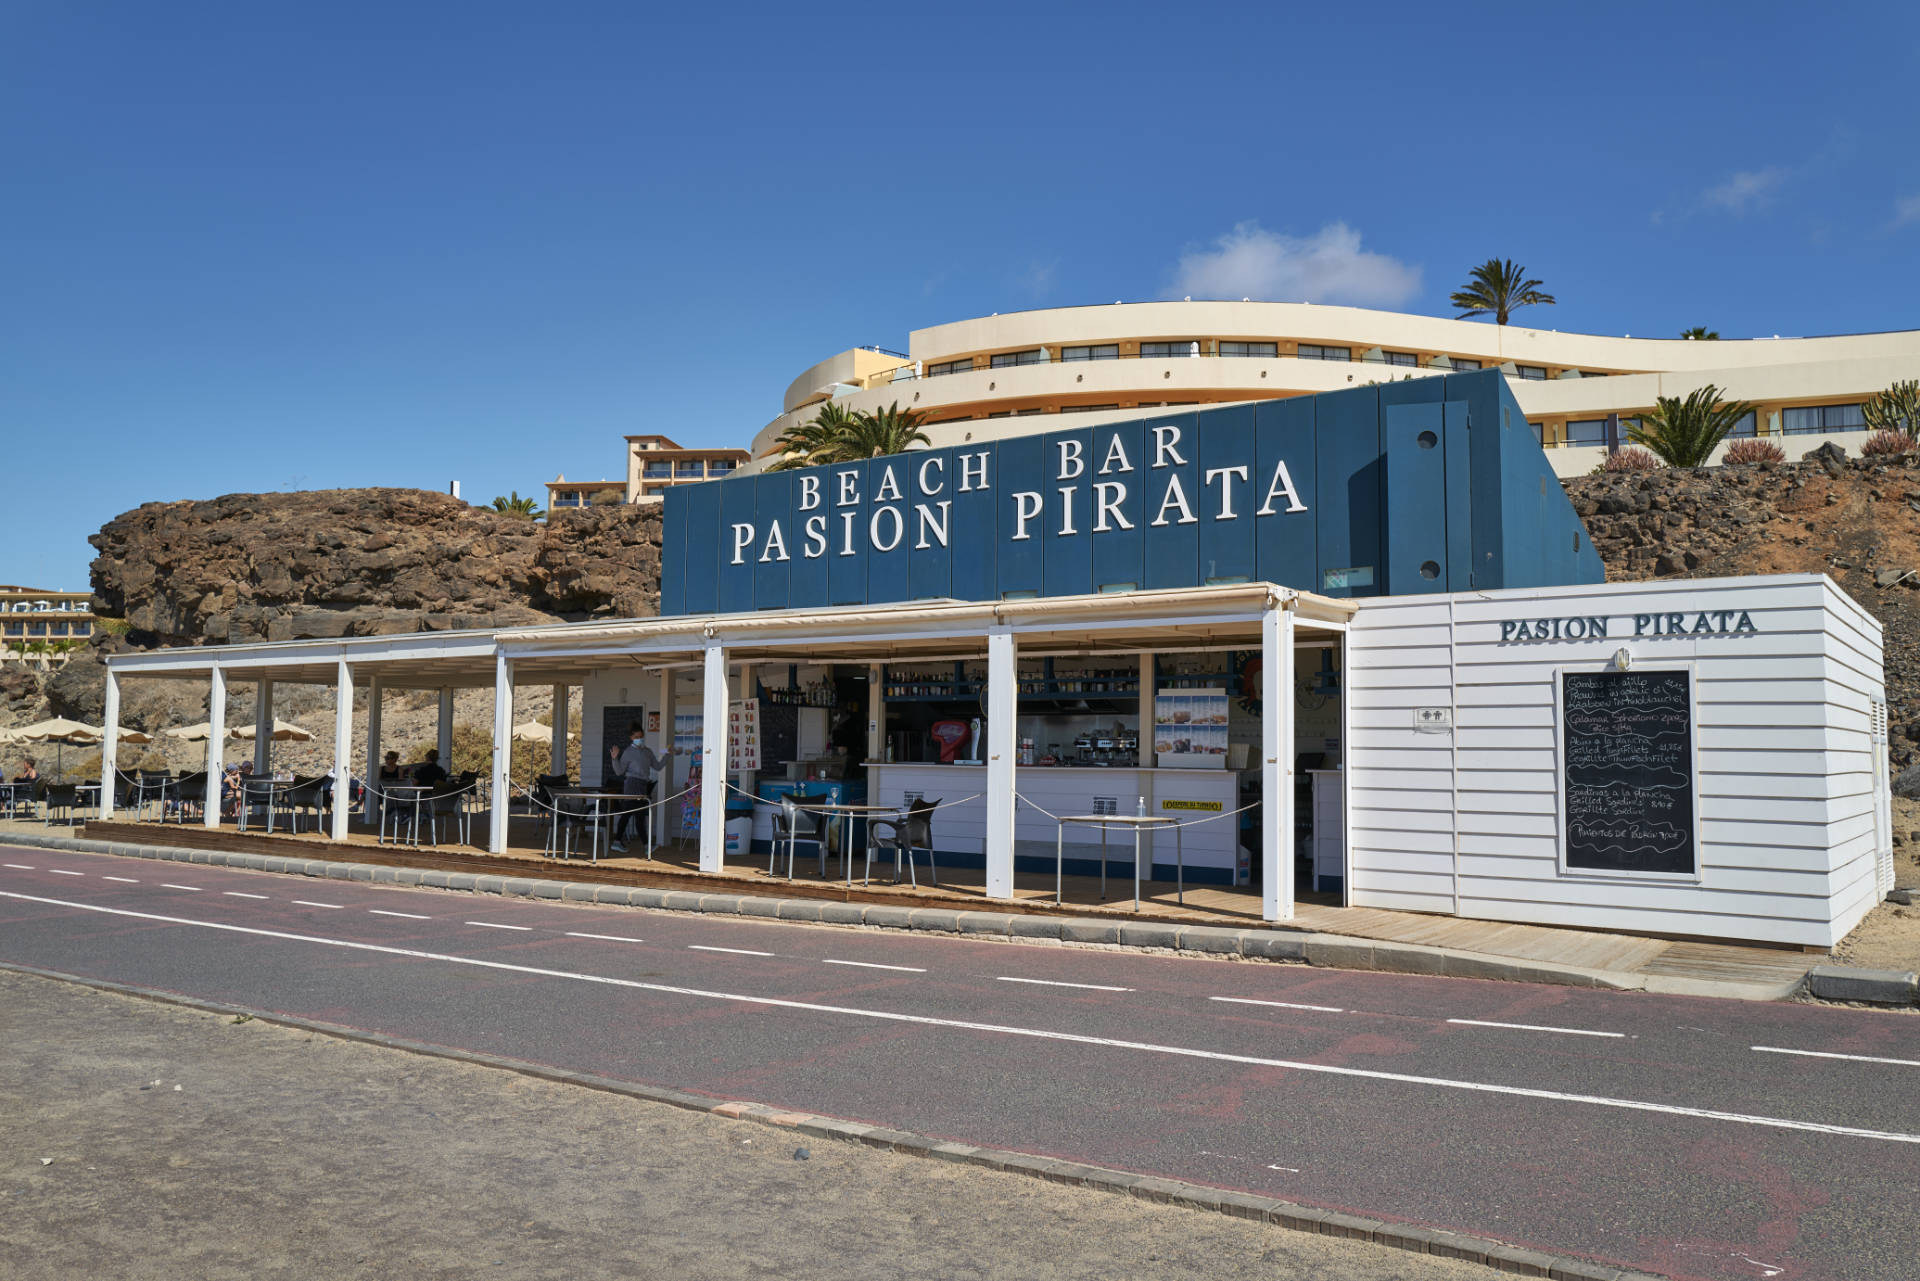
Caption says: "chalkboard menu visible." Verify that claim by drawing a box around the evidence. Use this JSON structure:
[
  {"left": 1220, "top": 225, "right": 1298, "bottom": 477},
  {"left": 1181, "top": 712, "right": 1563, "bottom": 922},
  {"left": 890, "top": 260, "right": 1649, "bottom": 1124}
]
[{"left": 1561, "top": 670, "right": 1695, "bottom": 876}]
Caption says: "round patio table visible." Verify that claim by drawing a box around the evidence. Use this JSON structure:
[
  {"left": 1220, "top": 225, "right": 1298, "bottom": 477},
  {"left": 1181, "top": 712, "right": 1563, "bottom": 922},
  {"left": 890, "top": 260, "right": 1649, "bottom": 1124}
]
[{"left": 1052, "top": 813, "right": 1185, "bottom": 911}]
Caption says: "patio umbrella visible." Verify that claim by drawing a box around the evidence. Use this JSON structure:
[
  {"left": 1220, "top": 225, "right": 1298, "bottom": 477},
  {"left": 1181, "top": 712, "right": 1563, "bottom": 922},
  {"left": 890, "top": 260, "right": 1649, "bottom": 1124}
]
[
  {"left": 511, "top": 721, "right": 567, "bottom": 743},
  {"left": 6, "top": 717, "right": 107, "bottom": 779},
  {"left": 231, "top": 719, "right": 315, "bottom": 743},
  {"left": 165, "top": 722, "right": 217, "bottom": 741}
]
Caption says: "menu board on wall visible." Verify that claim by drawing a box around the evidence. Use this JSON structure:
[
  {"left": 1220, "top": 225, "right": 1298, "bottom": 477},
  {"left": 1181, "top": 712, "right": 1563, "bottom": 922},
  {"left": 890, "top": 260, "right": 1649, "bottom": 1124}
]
[
  {"left": 1561, "top": 670, "right": 1695, "bottom": 876},
  {"left": 727, "top": 699, "right": 761, "bottom": 772},
  {"left": 1154, "top": 689, "right": 1229, "bottom": 769}
]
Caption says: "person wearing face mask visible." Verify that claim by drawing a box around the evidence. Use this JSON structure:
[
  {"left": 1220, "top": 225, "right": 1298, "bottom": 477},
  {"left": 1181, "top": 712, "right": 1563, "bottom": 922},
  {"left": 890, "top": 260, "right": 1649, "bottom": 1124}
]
[{"left": 607, "top": 723, "right": 659, "bottom": 854}]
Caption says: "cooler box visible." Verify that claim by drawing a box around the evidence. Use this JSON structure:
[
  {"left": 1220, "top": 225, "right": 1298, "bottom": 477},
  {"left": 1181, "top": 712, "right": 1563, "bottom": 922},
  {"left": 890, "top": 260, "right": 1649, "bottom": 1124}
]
[{"left": 724, "top": 816, "right": 753, "bottom": 856}]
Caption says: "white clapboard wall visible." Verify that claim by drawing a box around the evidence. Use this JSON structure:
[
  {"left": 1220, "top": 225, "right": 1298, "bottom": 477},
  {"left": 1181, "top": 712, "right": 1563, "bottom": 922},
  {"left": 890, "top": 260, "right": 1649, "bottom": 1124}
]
[{"left": 1345, "top": 574, "right": 1888, "bottom": 948}]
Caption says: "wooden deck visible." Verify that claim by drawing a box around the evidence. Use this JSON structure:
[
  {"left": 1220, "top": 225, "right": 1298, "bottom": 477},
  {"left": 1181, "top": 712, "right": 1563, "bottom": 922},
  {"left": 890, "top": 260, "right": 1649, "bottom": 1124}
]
[{"left": 23, "top": 813, "right": 1823, "bottom": 993}]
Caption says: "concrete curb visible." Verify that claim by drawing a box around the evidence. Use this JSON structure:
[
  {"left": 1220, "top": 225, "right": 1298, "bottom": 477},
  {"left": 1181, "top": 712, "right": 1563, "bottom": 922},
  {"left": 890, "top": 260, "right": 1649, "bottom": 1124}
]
[
  {"left": 0, "top": 829, "right": 1822, "bottom": 1002},
  {"left": 0, "top": 958, "right": 1672, "bottom": 1281},
  {"left": 1807, "top": 964, "right": 1920, "bottom": 1005}
]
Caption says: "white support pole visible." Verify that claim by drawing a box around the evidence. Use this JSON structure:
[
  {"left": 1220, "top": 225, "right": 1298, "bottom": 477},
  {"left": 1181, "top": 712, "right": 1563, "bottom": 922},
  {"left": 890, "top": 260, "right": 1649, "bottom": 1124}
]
[
  {"left": 984, "top": 628, "right": 1018, "bottom": 900},
  {"left": 205, "top": 666, "right": 226, "bottom": 828},
  {"left": 330, "top": 662, "right": 352, "bottom": 841},
  {"left": 867, "top": 662, "right": 884, "bottom": 762},
  {"left": 437, "top": 688, "right": 454, "bottom": 766},
  {"left": 253, "top": 678, "right": 274, "bottom": 775},
  {"left": 699, "top": 642, "right": 728, "bottom": 873},
  {"left": 549, "top": 684, "right": 568, "bottom": 776},
  {"left": 489, "top": 654, "right": 513, "bottom": 853},
  {"left": 100, "top": 666, "right": 121, "bottom": 819},
  {"left": 1261, "top": 604, "right": 1296, "bottom": 922},
  {"left": 365, "top": 674, "right": 384, "bottom": 795}
]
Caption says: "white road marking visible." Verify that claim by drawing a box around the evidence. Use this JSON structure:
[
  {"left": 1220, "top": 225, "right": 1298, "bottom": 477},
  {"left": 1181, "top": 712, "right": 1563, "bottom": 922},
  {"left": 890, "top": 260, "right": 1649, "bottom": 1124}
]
[
  {"left": 3, "top": 864, "right": 33, "bottom": 870},
  {"left": 823, "top": 959, "right": 926, "bottom": 973},
  {"left": 370, "top": 910, "right": 430, "bottom": 920},
  {"left": 689, "top": 945, "right": 774, "bottom": 957},
  {"left": 1447, "top": 1018, "right": 1624, "bottom": 1039},
  {"left": 1266, "top": 1164, "right": 1301, "bottom": 1173},
  {"left": 102, "top": 876, "right": 140, "bottom": 884},
  {"left": 159, "top": 884, "right": 202, "bottom": 892},
  {"left": 466, "top": 921, "right": 531, "bottom": 931},
  {"left": 998, "top": 976, "right": 1133, "bottom": 993},
  {"left": 565, "top": 932, "right": 645, "bottom": 943},
  {"left": 292, "top": 901, "right": 344, "bottom": 910},
  {"left": 49, "top": 869, "right": 84, "bottom": 877},
  {"left": 7, "top": 889, "right": 1919, "bottom": 1148},
  {"left": 1211, "top": 996, "right": 1344, "bottom": 1014},
  {"left": 222, "top": 892, "right": 268, "bottom": 900},
  {"left": 1753, "top": 1045, "right": 1920, "bottom": 1068}
]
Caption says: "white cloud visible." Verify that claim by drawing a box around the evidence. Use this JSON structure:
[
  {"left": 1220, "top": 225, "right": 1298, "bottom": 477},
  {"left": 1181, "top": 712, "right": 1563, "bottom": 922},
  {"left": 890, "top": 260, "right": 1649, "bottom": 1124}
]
[
  {"left": 1701, "top": 167, "right": 1787, "bottom": 215},
  {"left": 1166, "top": 221, "right": 1421, "bottom": 308},
  {"left": 1893, "top": 194, "right": 1920, "bottom": 228}
]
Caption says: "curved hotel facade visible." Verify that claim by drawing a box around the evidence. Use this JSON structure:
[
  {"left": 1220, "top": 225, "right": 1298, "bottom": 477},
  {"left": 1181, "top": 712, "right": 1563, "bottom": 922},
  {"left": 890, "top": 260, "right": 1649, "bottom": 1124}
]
[{"left": 750, "top": 301, "right": 1920, "bottom": 477}]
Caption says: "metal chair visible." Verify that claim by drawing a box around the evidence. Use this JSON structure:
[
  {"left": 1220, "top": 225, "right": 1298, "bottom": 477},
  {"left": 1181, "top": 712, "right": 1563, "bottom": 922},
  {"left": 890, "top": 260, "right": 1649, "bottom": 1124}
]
[
  {"left": 135, "top": 770, "right": 172, "bottom": 821},
  {"left": 770, "top": 797, "right": 825, "bottom": 879},
  {"left": 237, "top": 778, "right": 280, "bottom": 833},
  {"left": 281, "top": 776, "right": 330, "bottom": 834},
  {"left": 170, "top": 772, "right": 208, "bottom": 824},
  {"left": 867, "top": 797, "right": 939, "bottom": 887},
  {"left": 425, "top": 782, "right": 471, "bottom": 848},
  {"left": 39, "top": 782, "right": 80, "bottom": 827}
]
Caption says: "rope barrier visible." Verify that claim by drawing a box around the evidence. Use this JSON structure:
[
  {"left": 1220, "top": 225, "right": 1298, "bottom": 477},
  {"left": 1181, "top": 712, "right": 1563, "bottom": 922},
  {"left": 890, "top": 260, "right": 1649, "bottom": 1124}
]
[
  {"left": 1016, "top": 793, "right": 1261, "bottom": 830},
  {"left": 508, "top": 780, "right": 695, "bottom": 821}
]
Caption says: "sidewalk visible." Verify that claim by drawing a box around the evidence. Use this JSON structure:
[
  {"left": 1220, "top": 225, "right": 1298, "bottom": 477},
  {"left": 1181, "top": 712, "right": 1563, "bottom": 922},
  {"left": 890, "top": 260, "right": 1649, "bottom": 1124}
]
[{"left": 0, "top": 819, "right": 1834, "bottom": 1001}]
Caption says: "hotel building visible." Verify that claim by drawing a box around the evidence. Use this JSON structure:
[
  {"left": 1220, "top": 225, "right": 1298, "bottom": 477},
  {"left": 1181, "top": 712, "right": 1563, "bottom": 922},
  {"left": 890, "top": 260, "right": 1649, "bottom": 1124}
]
[
  {"left": 0, "top": 586, "right": 96, "bottom": 668},
  {"left": 546, "top": 434, "right": 748, "bottom": 512},
  {"left": 750, "top": 302, "right": 1920, "bottom": 477}
]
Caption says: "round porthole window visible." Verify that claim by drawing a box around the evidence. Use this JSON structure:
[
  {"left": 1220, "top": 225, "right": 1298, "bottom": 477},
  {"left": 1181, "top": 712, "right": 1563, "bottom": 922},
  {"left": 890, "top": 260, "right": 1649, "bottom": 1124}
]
[
  {"left": 1420, "top": 561, "right": 1440, "bottom": 580},
  {"left": 1417, "top": 430, "right": 1438, "bottom": 449}
]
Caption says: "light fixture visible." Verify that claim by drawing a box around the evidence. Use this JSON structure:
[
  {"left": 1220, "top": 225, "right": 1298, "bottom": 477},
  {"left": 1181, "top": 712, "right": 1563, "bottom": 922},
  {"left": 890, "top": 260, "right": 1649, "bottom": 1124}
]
[{"left": 1612, "top": 648, "right": 1633, "bottom": 672}]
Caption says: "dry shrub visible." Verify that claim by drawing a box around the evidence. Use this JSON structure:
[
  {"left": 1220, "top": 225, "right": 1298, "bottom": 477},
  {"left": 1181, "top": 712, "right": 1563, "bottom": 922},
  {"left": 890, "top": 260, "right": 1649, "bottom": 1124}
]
[
  {"left": 1601, "top": 447, "right": 1660, "bottom": 472},
  {"left": 1723, "top": 438, "right": 1785, "bottom": 464},
  {"left": 1860, "top": 430, "right": 1917, "bottom": 457}
]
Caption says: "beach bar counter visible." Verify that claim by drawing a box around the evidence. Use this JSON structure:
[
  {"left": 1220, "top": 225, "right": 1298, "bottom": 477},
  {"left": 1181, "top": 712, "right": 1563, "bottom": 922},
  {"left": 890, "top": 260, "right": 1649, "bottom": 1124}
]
[{"left": 98, "top": 372, "right": 1898, "bottom": 948}]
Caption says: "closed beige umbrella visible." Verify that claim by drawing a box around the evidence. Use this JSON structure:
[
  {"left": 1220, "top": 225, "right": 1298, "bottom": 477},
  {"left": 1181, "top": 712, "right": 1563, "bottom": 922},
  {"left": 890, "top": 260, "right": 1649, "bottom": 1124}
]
[
  {"left": 165, "top": 722, "right": 217, "bottom": 742},
  {"left": 231, "top": 719, "right": 315, "bottom": 743}
]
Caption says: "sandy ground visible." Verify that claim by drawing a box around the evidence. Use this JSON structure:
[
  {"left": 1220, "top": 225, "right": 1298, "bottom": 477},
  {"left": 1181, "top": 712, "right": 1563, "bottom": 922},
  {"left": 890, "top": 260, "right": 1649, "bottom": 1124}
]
[
  {"left": 1835, "top": 799, "right": 1920, "bottom": 972},
  {"left": 0, "top": 969, "right": 1501, "bottom": 1281}
]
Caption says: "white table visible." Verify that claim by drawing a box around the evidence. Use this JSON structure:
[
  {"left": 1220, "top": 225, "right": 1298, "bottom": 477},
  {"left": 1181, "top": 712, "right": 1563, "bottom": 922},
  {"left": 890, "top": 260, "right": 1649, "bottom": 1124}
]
[
  {"left": 791, "top": 802, "right": 906, "bottom": 885},
  {"left": 378, "top": 784, "right": 432, "bottom": 846},
  {"left": 1052, "top": 813, "right": 1185, "bottom": 910}
]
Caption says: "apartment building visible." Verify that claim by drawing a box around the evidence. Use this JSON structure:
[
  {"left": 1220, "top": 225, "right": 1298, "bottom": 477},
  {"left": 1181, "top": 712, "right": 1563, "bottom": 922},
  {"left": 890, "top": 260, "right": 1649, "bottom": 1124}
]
[
  {"left": 0, "top": 586, "right": 96, "bottom": 668},
  {"left": 546, "top": 434, "right": 748, "bottom": 512}
]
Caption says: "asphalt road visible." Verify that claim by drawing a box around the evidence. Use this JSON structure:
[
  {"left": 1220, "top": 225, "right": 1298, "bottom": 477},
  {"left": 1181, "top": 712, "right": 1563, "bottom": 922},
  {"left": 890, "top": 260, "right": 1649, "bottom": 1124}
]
[{"left": 4, "top": 845, "right": 1918, "bottom": 1281}]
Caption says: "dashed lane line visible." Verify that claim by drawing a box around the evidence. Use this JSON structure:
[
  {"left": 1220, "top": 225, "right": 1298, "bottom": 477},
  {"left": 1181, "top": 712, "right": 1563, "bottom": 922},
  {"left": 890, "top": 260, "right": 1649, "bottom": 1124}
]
[
  {"left": 1754, "top": 1045, "right": 1920, "bottom": 1068},
  {"left": 7, "top": 888, "right": 1917, "bottom": 1147},
  {"left": 370, "top": 910, "right": 431, "bottom": 920},
  {"left": 293, "top": 901, "right": 344, "bottom": 910},
  {"left": 1210, "top": 996, "right": 1345, "bottom": 1014},
  {"left": 1447, "top": 1018, "right": 1624, "bottom": 1039},
  {"left": 689, "top": 945, "right": 775, "bottom": 957},
  {"left": 467, "top": 921, "right": 532, "bottom": 932},
  {"left": 997, "top": 976, "right": 1133, "bottom": 993},
  {"left": 159, "top": 884, "right": 202, "bottom": 892},
  {"left": 49, "top": 869, "right": 84, "bottom": 877},
  {"left": 102, "top": 876, "right": 140, "bottom": 884},
  {"left": 2, "top": 863, "right": 33, "bottom": 870},
  {"left": 222, "top": 891, "right": 269, "bottom": 900},
  {"left": 565, "top": 932, "right": 645, "bottom": 943},
  {"left": 822, "top": 959, "right": 926, "bottom": 973}
]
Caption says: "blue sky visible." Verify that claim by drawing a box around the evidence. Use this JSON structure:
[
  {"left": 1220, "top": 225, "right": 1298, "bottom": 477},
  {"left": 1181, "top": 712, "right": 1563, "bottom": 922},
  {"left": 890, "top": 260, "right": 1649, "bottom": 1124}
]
[{"left": 5, "top": 1, "right": 1918, "bottom": 590}]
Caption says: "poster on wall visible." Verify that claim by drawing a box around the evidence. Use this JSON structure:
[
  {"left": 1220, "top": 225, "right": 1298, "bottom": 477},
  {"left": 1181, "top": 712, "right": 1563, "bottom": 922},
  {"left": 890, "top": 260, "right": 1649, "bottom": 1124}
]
[
  {"left": 727, "top": 699, "right": 761, "bottom": 772},
  {"left": 1560, "top": 669, "right": 1696, "bottom": 876},
  {"left": 1154, "top": 689, "right": 1228, "bottom": 769},
  {"left": 673, "top": 712, "right": 702, "bottom": 759}
]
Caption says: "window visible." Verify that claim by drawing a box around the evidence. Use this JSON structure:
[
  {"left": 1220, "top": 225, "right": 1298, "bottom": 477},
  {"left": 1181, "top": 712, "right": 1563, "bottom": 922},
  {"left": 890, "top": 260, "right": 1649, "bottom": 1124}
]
[
  {"left": 1218, "top": 341, "right": 1278, "bottom": 358},
  {"left": 1384, "top": 351, "right": 1418, "bottom": 366},
  {"left": 1015, "top": 407, "right": 1045, "bottom": 416},
  {"left": 989, "top": 348, "right": 1046, "bottom": 368},
  {"left": 1511, "top": 365, "right": 1547, "bottom": 380},
  {"left": 987, "top": 411, "right": 1012, "bottom": 419},
  {"left": 1450, "top": 357, "right": 1482, "bottom": 371},
  {"left": 1296, "top": 344, "right": 1351, "bottom": 362},
  {"left": 1530, "top": 422, "right": 1547, "bottom": 445},
  {"left": 1060, "top": 404, "right": 1120, "bottom": 414},
  {"left": 73, "top": 621, "right": 90, "bottom": 636},
  {"left": 1140, "top": 340, "right": 1202, "bottom": 358},
  {"left": 27, "top": 623, "right": 46, "bottom": 637},
  {"left": 2, "top": 623, "right": 19, "bottom": 637},
  {"left": 643, "top": 463, "right": 672, "bottom": 478},
  {"left": 927, "top": 358, "right": 975, "bottom": 377},
  {"left": 675, "top": 462, "right": 704, "bottom": 477},
  {"left": 1783, "top": 403, "right": 1865, "bottom": 435},
  {"left": 50, "top": 622, "right": 68, "bottom": 637},
  {"left": 1565, "top": 419, "right": 1610, "bottom": 446},
  {"left": 706, "top": 460, "right": 734, "bottom": 474},
  {"left": 1728, "top": 411, "right": 1757, "bottom": 438},
  {"left": 1060, "top": 344, "right": 1118, "bottom": 362},
  {"left": 553, "top": 493, "right": 582, "bottom": 508}
]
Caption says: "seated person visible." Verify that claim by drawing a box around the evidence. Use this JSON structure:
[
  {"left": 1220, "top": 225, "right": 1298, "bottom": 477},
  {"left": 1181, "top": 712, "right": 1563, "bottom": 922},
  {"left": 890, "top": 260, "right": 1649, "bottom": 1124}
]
[
  {"left": 377, "top": 751, "right": 404, "bottom": 785},
  {"left": 411, "top": 749, "right": 449, "bottom": 789},
  {"left": 13, "top": 758, "right": 38, "bottom": 784}
]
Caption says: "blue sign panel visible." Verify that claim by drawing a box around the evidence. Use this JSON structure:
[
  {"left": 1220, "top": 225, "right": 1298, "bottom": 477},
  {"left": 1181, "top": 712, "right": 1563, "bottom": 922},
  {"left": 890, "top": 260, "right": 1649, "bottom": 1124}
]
[{"left": 656, "top": 371, "right": 1604, "bottom": 616}]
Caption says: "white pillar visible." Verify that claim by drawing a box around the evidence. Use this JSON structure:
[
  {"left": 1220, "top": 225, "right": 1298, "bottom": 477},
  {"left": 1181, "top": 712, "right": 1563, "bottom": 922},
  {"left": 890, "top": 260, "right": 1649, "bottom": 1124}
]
[
  {"left": 550, "top": 684, "right": 568, "bottom": 776},
  {"left": 253, "top": 678, "right": 274, "bottom": 775},
  {"left": 1261, "top": 604, "right": 1296, "bottom": 922},
  {"left": 204, "top": 666, "right": 226, "bottom": 828},
  {"left": 100, "top": 666, "right": 121, "bottom": 820},
  {"left": 365, "top": 674, "right": 384, "bottom": 794},
  {"left": 984, "top": 628, "right": 1017, "bottom": 899},
  {"left": 489, "top": 654, "right": 513, "bottom": 853},
  {"left": 331, "top": 661, "right": 353, "bottom": 841},
  {"left": 867, "top": 663, "right": 884, "bottom": 762},
  {"left": 699, "top": 642, "right": 728, "bottom": 873}
]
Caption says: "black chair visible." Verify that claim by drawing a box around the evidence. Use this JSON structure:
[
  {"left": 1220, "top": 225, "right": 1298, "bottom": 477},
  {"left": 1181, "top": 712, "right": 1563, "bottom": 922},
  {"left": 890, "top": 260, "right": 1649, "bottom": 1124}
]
[
  {"left": 38, "top": 781, "right": 80, "bottom": 827},
  {"left": 237, "top": 778, "right": 281, "bottom": 832},
  {"left": 867, "top": 797, "right": 938, "bottom": 887},
  {"left": 135, "top": 770, "right": 173, "bottom": 820},
  {"left": 281, "top": 776, "right": 330, "bottom": 834},
  {"left": 770, "top": 797, "right": 825, "bottom": 879},
  {"left": 170, "top": 772, "right": 208, "bottom": 824},
  {"left": 532, "top": 773, "right": 569, "bottom": 813},
  {"left": 425, "top": 781, "right": 472, "bottom": 847}
]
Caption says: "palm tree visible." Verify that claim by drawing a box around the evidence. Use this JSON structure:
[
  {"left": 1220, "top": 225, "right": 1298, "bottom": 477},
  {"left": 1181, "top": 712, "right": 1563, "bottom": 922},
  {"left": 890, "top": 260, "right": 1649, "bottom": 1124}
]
[
  {"left": 1628, "top": 384, "right": 1756, "bottom": 468},
  {"left": 1679, "top": 326, "right": 1720, "bottom": 340},
  {"left": 770, "top": 400, "right": 931, "bottom": 469},
  {"left": 1449, "top": 258, "right": 1556, "bottom": 325},
  {"left": 490, "top": 492, "right": 544, "bottom": 519}
]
